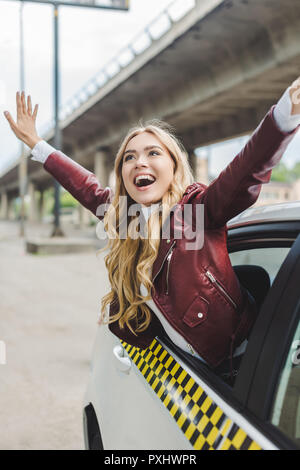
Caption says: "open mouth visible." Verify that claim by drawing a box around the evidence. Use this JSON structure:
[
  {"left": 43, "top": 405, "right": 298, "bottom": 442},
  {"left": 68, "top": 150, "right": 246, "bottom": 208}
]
[{"left": 134, "top": 174, "right": 156, "bottom": 188}]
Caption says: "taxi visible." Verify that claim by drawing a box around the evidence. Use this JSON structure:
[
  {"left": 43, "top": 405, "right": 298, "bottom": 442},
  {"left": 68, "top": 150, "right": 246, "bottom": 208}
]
[{"left": 83, "top": 202, "right": 300, "bottom": 450}]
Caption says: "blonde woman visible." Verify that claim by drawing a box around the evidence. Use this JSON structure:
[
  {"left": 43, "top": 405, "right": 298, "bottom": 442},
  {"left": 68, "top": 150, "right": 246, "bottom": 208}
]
[{"left": 4, "top": 78, "right": 300, "bottom": 382}]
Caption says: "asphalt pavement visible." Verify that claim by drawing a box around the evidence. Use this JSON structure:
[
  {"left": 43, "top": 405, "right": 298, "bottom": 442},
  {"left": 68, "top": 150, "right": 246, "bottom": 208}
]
[{"left": 0, "top": 219, "right": 110, "bottom": 450}]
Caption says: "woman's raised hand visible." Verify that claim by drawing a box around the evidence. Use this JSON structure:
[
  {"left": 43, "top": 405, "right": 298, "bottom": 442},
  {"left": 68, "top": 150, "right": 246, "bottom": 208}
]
[
  {"left": 290, "top": 77, "right": 300, "bottom": 115},
  {"left": 3, "top": 91, "right": 42, "bottom": 149}
]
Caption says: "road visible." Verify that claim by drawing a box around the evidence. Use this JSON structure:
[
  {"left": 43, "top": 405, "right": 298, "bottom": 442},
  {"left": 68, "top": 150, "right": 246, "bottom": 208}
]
[{"left": 0, "top": 219, "right": 110, "bottom": 450}]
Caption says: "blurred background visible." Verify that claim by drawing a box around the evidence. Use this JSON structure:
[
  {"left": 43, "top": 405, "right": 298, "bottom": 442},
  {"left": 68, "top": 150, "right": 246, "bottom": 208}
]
[{"left": 0, "top": 0, "right": 300, "bottom": 450}]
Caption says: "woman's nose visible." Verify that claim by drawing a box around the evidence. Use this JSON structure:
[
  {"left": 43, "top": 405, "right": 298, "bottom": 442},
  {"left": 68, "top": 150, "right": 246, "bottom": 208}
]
[{"left": 135, "top": 155, "right": 148, "bottom": 167}]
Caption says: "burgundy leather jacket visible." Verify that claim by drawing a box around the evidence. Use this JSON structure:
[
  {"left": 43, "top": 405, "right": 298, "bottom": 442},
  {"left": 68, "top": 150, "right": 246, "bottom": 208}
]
[{"left": 43, "top": 107, "right": 298, "bottom": 368}]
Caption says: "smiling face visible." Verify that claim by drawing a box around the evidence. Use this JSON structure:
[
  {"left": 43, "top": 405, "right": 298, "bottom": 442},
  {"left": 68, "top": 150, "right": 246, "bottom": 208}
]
[{"left": 121, "top": 131, "right": 175, "bottom": 206}]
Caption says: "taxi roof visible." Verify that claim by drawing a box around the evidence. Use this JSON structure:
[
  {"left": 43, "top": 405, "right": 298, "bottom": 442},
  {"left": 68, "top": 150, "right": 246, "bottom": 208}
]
[{"left": 228, "top": 201, "right": 300, "bottom": 228}]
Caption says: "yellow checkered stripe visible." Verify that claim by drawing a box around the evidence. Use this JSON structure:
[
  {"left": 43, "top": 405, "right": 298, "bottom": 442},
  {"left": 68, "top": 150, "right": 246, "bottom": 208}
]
[{"left": 121, "top": 338, "right": 261, "bottom": 451}]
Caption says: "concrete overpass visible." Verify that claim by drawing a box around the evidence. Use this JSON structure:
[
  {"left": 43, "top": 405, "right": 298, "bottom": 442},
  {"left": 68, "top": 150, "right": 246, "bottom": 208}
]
[{"left": 1, "top": 0, "right": 300, "bottom": 222}]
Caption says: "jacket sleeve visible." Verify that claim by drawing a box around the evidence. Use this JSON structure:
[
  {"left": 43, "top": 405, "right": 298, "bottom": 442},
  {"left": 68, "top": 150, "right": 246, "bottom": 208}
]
[
  {"left": 200, "top": 106, "right": 299, "bottom": 229},
  {"left": 43, "top": 151, "right": 113, "bottom": 220}
]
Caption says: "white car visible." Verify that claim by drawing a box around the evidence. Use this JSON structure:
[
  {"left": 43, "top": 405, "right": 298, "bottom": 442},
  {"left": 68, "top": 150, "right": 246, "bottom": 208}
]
[{"left": 83, "top": 202, "right": 300, "bottom": 450}]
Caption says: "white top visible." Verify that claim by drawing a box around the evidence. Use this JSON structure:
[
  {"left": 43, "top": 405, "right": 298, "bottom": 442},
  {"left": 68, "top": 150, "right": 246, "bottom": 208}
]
[
  {"left": 31, "top": 139, "right": 56, "bottom": 163},
  {"left": 273, "top": 86, "right": 300, "bottom": 132},
  {"left": 30, "top": 87, "right": 300, "bottom": 362}
]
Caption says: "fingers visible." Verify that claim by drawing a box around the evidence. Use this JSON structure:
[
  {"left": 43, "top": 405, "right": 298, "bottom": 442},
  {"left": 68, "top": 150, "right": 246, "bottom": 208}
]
[
  {"left": 290, "top": 77, "right": 300, "bottom": 113},
  {"left": 16, "top": 91, "right": 27, "bottom": 118},
  {"left": 21, "top": 91, "right": 26, "bottom": 114},
  {"left": 3, "top": 111, "right": 17, "bottom": 131},
  {"left": 291, "top": 77, "right": 300, "bottom": 90},
  {"left": 27, "top": 95, "right": 32, "bottom": 115},
  {"left": 16, "top": 91, "right": 22, "bottom": 120},
  {"left": 33, "top": 103, "right": 39, "bottom": 120},
  {"left": 16, "top": 91, "right": 37, "bottom": 117}
]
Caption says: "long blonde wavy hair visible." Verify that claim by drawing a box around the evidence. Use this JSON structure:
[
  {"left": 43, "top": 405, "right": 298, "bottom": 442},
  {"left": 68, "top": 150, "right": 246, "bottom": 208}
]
[{"left": 98, "top": 120, "right": 194, "bottom": 335}]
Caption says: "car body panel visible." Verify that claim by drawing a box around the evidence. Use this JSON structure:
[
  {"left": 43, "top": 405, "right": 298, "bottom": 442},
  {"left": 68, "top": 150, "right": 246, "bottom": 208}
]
[
  {"left": 120, "top": 338, "right": 277, "bottom": 450},
  {"left": 84, "top": 326, "right": 192, "bottom": 450},
  {"left": 83, "top": 202, "right": 300, "bottom": 450},
  {"left": 228, "top": 202, "right": 300, "bottom": 228}
]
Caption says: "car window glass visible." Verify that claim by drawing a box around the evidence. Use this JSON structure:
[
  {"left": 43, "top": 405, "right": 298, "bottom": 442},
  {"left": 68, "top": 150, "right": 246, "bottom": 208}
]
[
  {"left": 162, "top": 247, "right": 292, "bottom": 390},
  {"left": 229, "top": 247, "right": 290, "bottom": 284},
  {"left": 270, "top": 320, "right": 300, "bottom": 447}
]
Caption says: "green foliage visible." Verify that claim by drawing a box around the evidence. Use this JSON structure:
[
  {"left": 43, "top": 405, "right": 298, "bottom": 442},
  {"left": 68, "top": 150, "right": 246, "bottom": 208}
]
[
  {"left": 292, "top": 162, "right": 300, "bottom": 179},
  {"left": 43, "top": 188, "right": 78, "bottom": 214},
  {"left": 60, "top": 191, "right": 79, "bottom": 208},
  {"left": 271, "top": 161, "right": 300, "bottom": 183},
  {"left": 43, "top": 187, "right": 54, "bottom": 215},
  {"left": 271, "top": 163, "right": 293, "bottom": 182}
]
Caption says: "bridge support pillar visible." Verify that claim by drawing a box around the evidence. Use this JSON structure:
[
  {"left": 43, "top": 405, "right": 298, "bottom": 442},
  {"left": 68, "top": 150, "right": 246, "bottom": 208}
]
[
  {"left": 28, "top": 182, "right": 38, "bottom": 223},
  {"left": 38, "top": 190, "right": 45, "bottom": 222},
  {"left": 77, "top": 205, "right": 92, "bottom": 228},
  {"left": 7, "top": 197, "right": 15, "bottom": 220},
  {"left": 74, "top": 147, "right": 112, "bottom": 229},
  {"left": 196, "top": 155, "right": 209, "bottom": 185},
  {"left": 0, "top": 191, "right": 8, "bottom": 220},
  {"left": 189, "top": 151, "right": 209, "bottom": 185},
  {"left": 94, "top": 147, "right": 111, "bottom": 189},
  {"left": 189, "top": 151, "right": 198, "bottom": 182}
]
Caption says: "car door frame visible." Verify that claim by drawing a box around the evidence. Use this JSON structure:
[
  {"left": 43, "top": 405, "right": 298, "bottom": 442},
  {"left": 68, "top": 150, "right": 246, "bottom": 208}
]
[
  {"left": 157, "top": 220, "right": 300, "bottom": 449},
  {"left": 229, "top": 220, "right": 300, "bottom": 405},
  {"left": 241, "top": 232, "right": 300, "bottom": 450}
]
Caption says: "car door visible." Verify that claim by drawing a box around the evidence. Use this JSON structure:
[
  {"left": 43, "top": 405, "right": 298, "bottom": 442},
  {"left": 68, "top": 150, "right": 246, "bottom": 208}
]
[
  {"left": 269, "top": 320, "right": 300, "bottom": 448},
  {"left": 126, "top": 219, "right": 300, "bottom": 450},
  {"left": 86, "top": 320, "right": 193, "bottom": 450},
  {"left": 143, "top": 222, "right": 300, "bottom": 450},
  {"left": 241, "top": 232, "right": 300, "bottom": 449},
  {"left": 86, "top": 219, "right": 300, "bottom": 450}
]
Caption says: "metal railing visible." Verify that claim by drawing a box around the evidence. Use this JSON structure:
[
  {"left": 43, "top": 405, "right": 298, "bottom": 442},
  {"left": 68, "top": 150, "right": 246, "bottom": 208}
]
[{"left": 39, "top": 0, "right": 196, "bottom": 135}]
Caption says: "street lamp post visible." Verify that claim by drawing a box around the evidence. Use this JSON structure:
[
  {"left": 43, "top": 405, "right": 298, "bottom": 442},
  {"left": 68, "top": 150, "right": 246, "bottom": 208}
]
[
  {"left": 6, "top": 0, "right": 129, "bottom": 237},
  {"left": 51, "top": 3, "right": 64, "bottom": 236},
  {"left": 18, "top": 1, "right": 27, "bottom": 237}
]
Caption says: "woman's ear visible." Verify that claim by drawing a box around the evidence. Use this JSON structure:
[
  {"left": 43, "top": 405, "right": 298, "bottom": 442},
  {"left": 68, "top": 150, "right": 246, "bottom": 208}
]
[{"left": 172, "top": 158, "right": 177, "bottom": 174}]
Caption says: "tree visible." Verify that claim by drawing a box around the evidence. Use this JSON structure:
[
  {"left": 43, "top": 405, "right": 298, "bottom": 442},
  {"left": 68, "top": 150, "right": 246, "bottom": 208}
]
[
  {"left": 271, "top": 162, "right": 293, "bottom": 183},
  {"left": 42, "top": 188, "right": 78, "bottom": 215},
  {"left": 271, "top": 161, "right": 300, "bottom": 183},
  {"left": 60, "top": 191, "right": 79, "bottom": 209},
  {"left": 291, "top": 162, "right": 300, "bottom": 180}
]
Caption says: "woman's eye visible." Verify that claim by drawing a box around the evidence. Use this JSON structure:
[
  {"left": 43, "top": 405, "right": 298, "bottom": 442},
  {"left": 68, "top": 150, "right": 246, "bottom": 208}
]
[
  {"left": 124, "top": 154, "right": 134, "bottom": 162},
  {"left": 149, "top": 150, "right": 159, "bottom": 156}
]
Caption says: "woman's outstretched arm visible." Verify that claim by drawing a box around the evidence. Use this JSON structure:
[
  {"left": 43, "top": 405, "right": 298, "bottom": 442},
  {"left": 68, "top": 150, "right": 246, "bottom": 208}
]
[
  {"left": 200, "top": 78, "right": 300, "bottom": 229},
  {"left": 4, "top": 92, "right": 113, "bottom": 219}
]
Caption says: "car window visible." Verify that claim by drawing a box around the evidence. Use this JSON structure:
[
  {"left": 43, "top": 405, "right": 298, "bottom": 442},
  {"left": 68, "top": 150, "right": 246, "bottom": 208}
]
[
  {"left": 161, "top": 246, "right": 294, "bottom": 393},
  {"left": 269, "top": 320, "right": 300, "bottom": 447},
  {"left": 229, "top": 247, "right": 290, "bottom": 284}
]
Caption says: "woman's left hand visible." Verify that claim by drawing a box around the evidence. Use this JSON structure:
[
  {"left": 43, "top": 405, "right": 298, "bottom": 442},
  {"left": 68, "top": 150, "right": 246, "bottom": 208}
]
[{"left": 289, "top": 77, "right": 300, "bottom": 115}]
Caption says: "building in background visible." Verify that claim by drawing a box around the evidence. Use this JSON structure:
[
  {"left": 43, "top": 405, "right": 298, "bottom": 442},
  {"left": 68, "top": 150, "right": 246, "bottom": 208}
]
[
  {"left": 256, "top": 179, "right": 300, "bottom": 206},
  {"left": 195, "top": 155, "right": 300, "bottom": 206}
]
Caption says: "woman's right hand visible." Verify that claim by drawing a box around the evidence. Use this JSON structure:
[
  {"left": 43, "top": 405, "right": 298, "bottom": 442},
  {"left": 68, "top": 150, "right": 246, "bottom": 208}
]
[{"left": 3, "top": 91, "right": 42, "bottom": 149}]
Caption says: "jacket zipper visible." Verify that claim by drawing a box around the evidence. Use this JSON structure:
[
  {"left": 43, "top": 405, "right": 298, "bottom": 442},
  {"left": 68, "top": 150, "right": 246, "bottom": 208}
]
[
  {"left": 152, "top": 240, "right": 176, "bottom": 284},
  {"left": 165, "top": 245, "right": 175, "bottom": 295},
  {"left": 205, "top": 270, "right": 238, "bottom": 310},
  {"left": 152, "top": 239, "right": 198, "bottom": 357}
]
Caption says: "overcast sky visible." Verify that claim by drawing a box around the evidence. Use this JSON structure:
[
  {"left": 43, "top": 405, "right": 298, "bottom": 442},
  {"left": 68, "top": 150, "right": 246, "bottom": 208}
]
[{"left": 0, "top": 0, "right": 299, "bottom": 178}]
